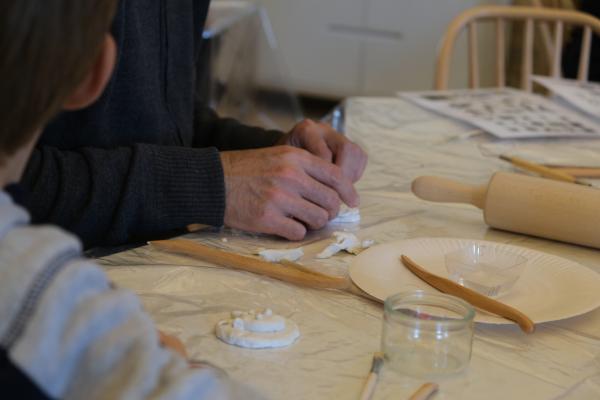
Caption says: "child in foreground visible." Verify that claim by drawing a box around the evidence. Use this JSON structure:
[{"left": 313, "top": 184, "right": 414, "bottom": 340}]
[{"left": 0, "top": 1, "right": 254, "bottom": 398}]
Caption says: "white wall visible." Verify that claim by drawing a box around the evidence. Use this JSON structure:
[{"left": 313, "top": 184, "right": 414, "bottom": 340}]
[{"left": 251, "top": 0, "right": 511, "bottom": 98}]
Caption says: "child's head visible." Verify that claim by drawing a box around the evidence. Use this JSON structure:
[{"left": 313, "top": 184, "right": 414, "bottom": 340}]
[{"left": 0, "top": 0, "right": 118, "bottom": 170}]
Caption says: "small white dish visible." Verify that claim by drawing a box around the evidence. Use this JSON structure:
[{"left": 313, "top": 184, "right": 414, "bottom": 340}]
[{"left": 445, "top": 244, "right": 527, "bottom": 297}]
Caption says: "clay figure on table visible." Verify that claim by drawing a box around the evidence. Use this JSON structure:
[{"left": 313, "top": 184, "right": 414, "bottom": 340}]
[{"left": 21, "top": 0, "right": 367, "bottom": 248}]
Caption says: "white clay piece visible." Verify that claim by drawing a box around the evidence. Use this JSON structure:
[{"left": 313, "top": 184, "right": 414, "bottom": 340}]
[
  {"left": 258, "top": 247, "right": 304, "bottom": 262},
  {"left": 329, "top": 205, "right": 361, "bottom": 224},
  {"left": 215, "top": 309, "right": 300, "bottom": 349},
  {"left": 316, "top": 232, "right": 375, "bottom": 258}
]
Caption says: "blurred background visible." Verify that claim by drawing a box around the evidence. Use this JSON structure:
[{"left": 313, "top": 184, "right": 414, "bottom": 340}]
[{"left": 200, "top": 0, "right": 588, "bottom": 131}]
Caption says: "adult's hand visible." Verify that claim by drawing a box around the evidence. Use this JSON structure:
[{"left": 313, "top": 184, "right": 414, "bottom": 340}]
[
  {"left": 279, "top": 119, "right": 368, "bottom": 183},
  {"left": 220, "top": 146, "right": 359, "bottom": 240}
]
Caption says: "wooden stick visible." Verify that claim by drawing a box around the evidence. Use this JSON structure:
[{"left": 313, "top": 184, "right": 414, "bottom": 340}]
[
  {"left": 359, "top": 352, "right": 384, "bottom": 400},
  {"left": 544, "top": 167, "right": 600, "bottom": 178},
  {"left": 408, "top": 383, "right": 439, "bottom": 400},
  {"left": 150, "top": 239, "right": 349, "bottom": 290},
  {"left": 269, "top": 260, "right": 382, "bottom": 302},
  {"left": 409, "top": 383, "right": 439, "bottom": 400},
  {"left": 500, "top": 155, "right": 591, "bottom": 186},
  {"left": 400, "top": 255, "right": 535, "bottom": 333}
]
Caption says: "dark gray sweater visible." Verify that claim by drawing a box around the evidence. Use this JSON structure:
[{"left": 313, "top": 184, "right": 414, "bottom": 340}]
[{"left": 21, "top": 0, "right": 283, "bottom": 248}]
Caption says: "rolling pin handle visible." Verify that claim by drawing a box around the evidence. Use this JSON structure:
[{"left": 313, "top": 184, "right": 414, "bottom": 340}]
[{"left": 411, "top": 176, "right": 486, "bottom": 209}]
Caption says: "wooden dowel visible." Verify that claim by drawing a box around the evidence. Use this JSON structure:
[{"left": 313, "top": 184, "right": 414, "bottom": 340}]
[
  {"left": 522, "top": 18, "right": 534, "bottom": 92},
  {"left": 500, "top": 155, "right": 591, "bottom": 186},
  {"left": 150, "top": 239, "right": 349, "bottom": 289},
  {"left": 408, "top": 383, "right": 439, "bottom": 400},
  {"left": 496, "top": 18, "right": 506, "bottom": 88},
  {"left": 578, "top": 26, "right": 592, "bottom": 82},
  {"left": 468, "top": 22, "right": 480, "bottom": 89},
  {"left": 545, "top": 167, "right": 600, "bottom": 178},
  {"left": 552, "top": 21, "right": 563, "bottom": 78}
]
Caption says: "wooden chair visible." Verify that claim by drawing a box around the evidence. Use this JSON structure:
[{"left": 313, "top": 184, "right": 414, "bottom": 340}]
[{"left": 435, "top": 5, "right": 600, "bottom": 91}]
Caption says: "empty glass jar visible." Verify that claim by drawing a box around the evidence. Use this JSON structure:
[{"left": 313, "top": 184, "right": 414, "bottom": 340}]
[{"left": 381, "top": 291, "right": 475, "bottom": 379}]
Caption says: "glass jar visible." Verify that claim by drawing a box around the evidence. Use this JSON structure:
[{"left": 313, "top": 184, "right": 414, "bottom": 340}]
[{"left": 381, "top": 291, "right": 475, "bottom": 379}]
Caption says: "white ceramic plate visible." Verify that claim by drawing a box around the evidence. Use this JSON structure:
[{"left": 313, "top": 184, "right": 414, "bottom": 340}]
[{"left": 349, "top": 237, "right": 600, "bottom": 324}]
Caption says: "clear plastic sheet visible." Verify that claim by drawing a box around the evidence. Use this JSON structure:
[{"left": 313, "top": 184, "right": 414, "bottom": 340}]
[
  {"left": 198, "top": 1, "right": 302, "bottom": 130},
  {"left": 554, "top": 374, "right": 600, "bottom": 400},
  {"left": 100, "top": 97, "right": 600, "bottom": 399}
]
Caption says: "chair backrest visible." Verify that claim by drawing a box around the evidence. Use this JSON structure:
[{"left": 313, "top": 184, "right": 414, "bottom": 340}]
[{"left": 435, "top": 5, "right": 600, "bottom": 91}]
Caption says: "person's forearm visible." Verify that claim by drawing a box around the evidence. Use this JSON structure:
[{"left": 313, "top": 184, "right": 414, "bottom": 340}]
[
  {"left": 21, "top": 144, "right": 226, "bottom": 248},
  {"left": 193, "top": 105, "right": 285, "bottom": 151}
]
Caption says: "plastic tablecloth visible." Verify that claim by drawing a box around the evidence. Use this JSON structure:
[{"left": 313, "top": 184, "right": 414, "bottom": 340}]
[{"left": 100, "top": 97, "right": 600, "bottom": 399}]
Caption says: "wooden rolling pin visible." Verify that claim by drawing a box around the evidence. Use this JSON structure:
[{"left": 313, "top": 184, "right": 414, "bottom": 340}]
[{"left": 412, "top": 172, "right": 600, "bottom": 249}]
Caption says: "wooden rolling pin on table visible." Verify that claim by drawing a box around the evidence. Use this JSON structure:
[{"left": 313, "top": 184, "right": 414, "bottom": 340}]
[{"left": 412, "top": 172, "right": 600, "bottom": 249}]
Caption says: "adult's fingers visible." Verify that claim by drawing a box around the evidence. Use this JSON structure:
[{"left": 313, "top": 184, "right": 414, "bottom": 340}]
[
  {"left": 332, "top": 140, "right": 368, "bottom": 182},
  {"left": 294, "top": 174, "right": 341, "bottom": 219},
  {"left": 301, "top": 123, "right": 334, "bottom": 162},
  {"left": 301, "top": 153, "right": 359, "bottom": 207},
  {"left": 264, "top": 214, "right": 307, "bottom": 241},
  {"left": 280, "top": 193, "right": 330, "bottom": 230}
]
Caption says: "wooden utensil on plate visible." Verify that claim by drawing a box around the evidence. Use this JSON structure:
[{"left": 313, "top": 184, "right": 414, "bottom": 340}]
[
  {"left": 412, "top": 172, "right": 600, "bottom": 249},
  {"left": 400, "top": 255, "right": 535, "bottom": 333}
]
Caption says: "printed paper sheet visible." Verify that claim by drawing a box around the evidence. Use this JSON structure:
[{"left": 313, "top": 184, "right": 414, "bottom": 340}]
[
  {"left": 533, "top": 75, "right": 600, "bottom": 118},
  {"left": 400, "top": 88, "right": 600, "bottom": 139}
]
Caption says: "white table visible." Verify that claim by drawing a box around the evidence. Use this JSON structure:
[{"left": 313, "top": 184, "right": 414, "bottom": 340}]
[{"left": 100, "top": 97, "right": 600, "bottom": 399}]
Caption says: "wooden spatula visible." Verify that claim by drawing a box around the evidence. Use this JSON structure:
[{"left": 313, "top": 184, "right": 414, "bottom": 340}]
[{"left": 400, "top": 255, "right": 535, "bottom": 333}]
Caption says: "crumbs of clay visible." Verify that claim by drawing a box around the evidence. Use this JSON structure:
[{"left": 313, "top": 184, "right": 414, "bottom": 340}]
[
  {"left": 330, "top": 205, "right": 360, "bottom": 224},
  {"left": 215, "top": 309, "right": 300, "bottom": 349},
  {"left": 316, "top": 232, "right": 375, "bottom": 258},
  {"left": 258, "top": 247, "right": 303, "bottom": 262}
]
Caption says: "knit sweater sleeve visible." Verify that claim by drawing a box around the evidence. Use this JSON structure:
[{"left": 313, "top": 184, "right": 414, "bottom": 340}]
[
  {"left": 192, "top": 104, "right": 286, "bottom": 151},
  {"left": 21, "top": 143, "right": 226, "bottom": 248}
]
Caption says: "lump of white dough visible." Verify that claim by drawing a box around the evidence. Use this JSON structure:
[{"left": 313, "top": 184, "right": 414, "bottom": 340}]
[
  {"left": 317, "top": 231, "right": 359, "bottom": 258},
  {"left": 316, "top": 232, "right": 375, "bottom": 258},
  {"left": 361, "top": 239, "right": 375, "bottom": 248},
  {"left": 215, "top": 309, "right": 300, "bottom": 349},
  {"left": 258, "top": 247, "right": 303, "bottom": 262},
  {"left": 329, "top": 205, "right": 360, "bottom": 224},
  {"left": 347, "top": 239, "right": 376, "bottom": 255}
]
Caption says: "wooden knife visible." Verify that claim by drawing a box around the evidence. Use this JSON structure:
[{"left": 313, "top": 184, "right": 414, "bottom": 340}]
[{"left": 400, "top": 255, "right": 535, "bottom": 333}]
